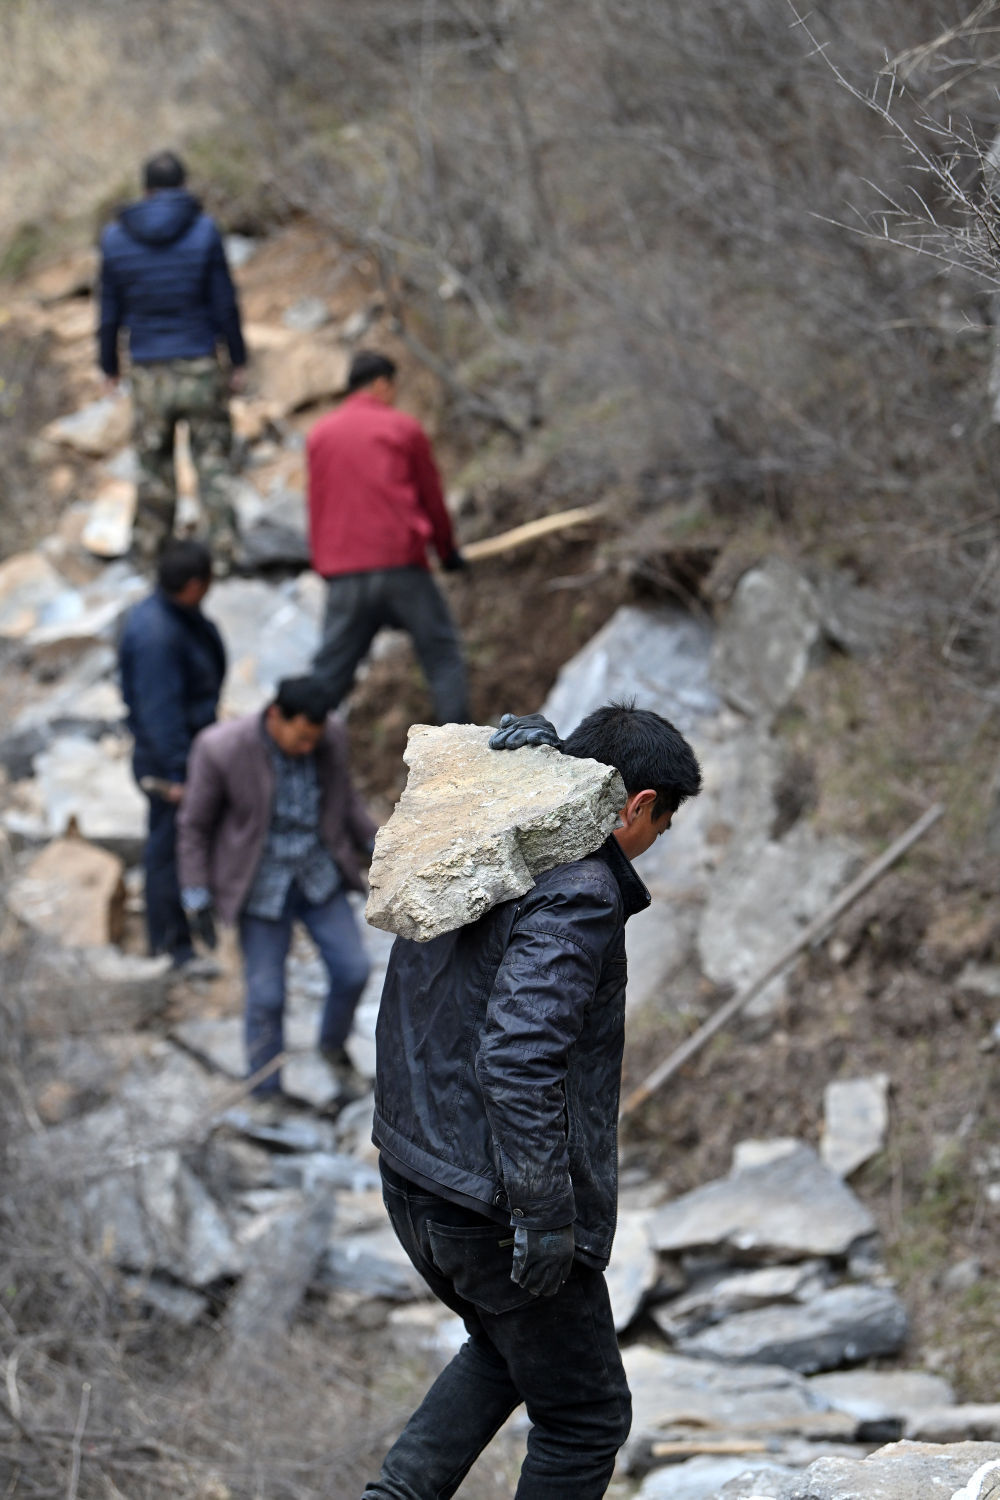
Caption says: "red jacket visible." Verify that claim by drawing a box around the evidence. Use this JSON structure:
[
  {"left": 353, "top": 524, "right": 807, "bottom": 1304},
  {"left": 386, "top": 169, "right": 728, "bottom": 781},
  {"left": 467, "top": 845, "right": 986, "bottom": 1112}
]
[
  {"left": 307, "top": 391, "right": 457, "bottom": 577},
  {"left": 177, "top": 712, "right": 377, "bottom": 925}
]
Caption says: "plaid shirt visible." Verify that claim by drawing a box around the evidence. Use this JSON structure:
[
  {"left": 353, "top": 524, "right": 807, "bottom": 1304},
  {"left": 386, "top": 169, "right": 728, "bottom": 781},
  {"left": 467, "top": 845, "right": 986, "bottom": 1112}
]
[{"left": 243, "top": 733, "right": 341, "bottom": 920}]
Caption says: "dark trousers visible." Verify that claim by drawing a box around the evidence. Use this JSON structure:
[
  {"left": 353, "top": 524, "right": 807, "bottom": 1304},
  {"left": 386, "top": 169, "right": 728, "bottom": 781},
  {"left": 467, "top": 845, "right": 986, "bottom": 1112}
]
[
  {"left": 144, "top": 796, "right": 193, "bottom": 965},
  {"left": 364, "top": 1162, "right": 631, "bottom": 1500},
  {"left": 238, "top": 884, "right": 370, "bottom": 1094},
  {"left": 312, "top": 567, "right": 469, "bottom": 725}
]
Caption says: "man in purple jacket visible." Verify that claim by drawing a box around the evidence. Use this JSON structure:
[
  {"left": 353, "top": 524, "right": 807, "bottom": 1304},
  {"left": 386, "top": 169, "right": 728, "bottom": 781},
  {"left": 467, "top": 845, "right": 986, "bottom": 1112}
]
[
  {"left": 177, "top": 676, "right": 377, "bottom": 1104},
  {"left": 98, "top": 150, "right": 247, "bottom": 573}
]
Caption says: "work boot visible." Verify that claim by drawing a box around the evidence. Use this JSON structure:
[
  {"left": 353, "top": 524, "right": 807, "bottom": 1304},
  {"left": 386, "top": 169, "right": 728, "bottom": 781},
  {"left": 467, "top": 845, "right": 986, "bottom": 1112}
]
[{"left": 320, "top": 1045, "right": 369, "bottom": 1105}]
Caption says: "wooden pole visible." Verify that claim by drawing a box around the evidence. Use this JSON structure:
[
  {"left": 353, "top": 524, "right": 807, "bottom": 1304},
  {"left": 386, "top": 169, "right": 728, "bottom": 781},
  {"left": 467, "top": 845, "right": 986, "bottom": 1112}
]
[
  {"left": 461, "top": 505, "right": 604, "bottom": 562},
  {"left": 620, "top": 801, "right": 945, "bottom": 1121}
]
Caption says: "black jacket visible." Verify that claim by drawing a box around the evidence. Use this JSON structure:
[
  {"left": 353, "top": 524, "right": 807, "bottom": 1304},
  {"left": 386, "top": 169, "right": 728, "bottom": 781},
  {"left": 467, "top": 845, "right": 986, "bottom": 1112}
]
[
  {"left": 372, "top": 837, "right": 650, "bottom": 1270},
  {"left": 98, "top": 189, "right": 246, "bottom": 376},
  {"left": 118, "top": 590, "right": 226, "bottom": 783}
]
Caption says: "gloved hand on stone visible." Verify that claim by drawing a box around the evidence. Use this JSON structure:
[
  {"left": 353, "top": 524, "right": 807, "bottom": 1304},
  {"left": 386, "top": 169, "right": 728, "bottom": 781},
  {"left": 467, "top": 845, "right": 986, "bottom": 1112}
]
[
  {"left": 510, "top": 1223, "right": 575, "bottom": 1297},
  {"left": 489, "top": 712, "right": 562, "bottom": 751}
]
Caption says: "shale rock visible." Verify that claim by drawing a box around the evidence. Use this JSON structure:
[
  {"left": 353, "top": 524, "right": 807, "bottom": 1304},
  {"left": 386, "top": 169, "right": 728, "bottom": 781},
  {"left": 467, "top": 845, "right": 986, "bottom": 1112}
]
[
  {"left": 715, "top": 1441, "right": 1000, "bottom": 1500},
  {"left": 365, "top": 723, "right": 626, "bottom": 942}
]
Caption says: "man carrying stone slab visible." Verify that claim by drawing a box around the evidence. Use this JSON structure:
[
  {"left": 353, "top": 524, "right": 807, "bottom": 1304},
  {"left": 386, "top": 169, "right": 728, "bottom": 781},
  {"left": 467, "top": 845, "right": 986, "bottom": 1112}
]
[{"left": 363, "top": 701, "right": 701, "bottom": 1500}]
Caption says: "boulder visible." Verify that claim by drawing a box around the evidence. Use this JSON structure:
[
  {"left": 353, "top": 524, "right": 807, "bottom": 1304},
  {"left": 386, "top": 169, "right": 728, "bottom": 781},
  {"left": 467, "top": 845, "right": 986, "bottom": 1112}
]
[
  {"left": 647, "top": 1144, "right": 876, "bottom": 1261},
  {"left": 42, "top": 393, "right": 131, "bottom": 458},
  {"left": 30, "top": 734, "right": 146, "bottom": 853},
  {"left": 821, "top": 1073, "right": 890, "bottom": 1179},
  {"left": 809, "top": 1369, "right": 956, "bottom": 1430},
  {"left": 606, "top": 1210, "right": 660, "bottom": 1332},
  {"left": 715, "top": 1441, "right": 1000, "bottom": 1500},
  {"left": 209, "top": 576, "right": 322, "bottom": 716},
  {"left": 710, "top": 557, "right": 824, "bottom": 718},
  {"left": 0, "top": 551, "right": 69, "bottom": 638},
  {"left": 671, "top": 1282, "right": 909, "bottom": 1373},
  {"left": 82, "top": 476, "right": 135, "bottom": 557},
  {"left": 225, "top": 1189, "right": 336, "bottom": 1350},
  {"left": 254, "top": 336, "right": 349, "bottom": 416},
  {"left": 365, "top": 723, "right": 626, "bottom": 941},
  {"left": 7, "top": 835, "right": 125, "bottom": 946}
]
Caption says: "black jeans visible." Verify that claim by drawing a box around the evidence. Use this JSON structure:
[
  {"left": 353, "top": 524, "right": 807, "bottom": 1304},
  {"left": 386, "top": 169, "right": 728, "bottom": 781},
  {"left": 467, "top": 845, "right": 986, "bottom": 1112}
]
[
  {"left": 363, "top": 1162, "right": 631, "bottom": 1500},
  {"left": 144, "top": 794, "right": 193, "bottom": 964},
  {"left": 312, "top": 567, "right": 469, "bottom": 725}
]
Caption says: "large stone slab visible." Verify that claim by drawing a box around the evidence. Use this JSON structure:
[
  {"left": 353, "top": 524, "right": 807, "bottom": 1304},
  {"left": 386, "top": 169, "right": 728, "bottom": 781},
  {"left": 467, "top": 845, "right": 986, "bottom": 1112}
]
[
  {"left": 647, "top": 1144, "right": 876, "bottom": 1261},
  {"left": 30, "top": 734, "right": 146, "bottom": 852},
  {"left": 606, "top": 1210, "right": 660, "bottom": 1332},
  {"left": 672, "top": 1282, "right": 909, "bottom": 1373},
  {"left": 225, "top": 1189, "right": 335, "bottom": 1350},
  {"left": 651, "top": 1261, "right": 830, "bottom": 1341},
  {"left": 710, "top": 557, "right": 824, "bottom": 719},
  {"left": 7, "top": 836, "right": 124, "bottom": 947},
  {"left": 0, "top": 551, "right": 68, "bottom": 638},
  {"left": 715, "top": 1441, "right": 1000, "bottom": 1500},
  {"left": 365, "top": 723, "right": 626, "bottom": 941},
  {"left": 209, "top": 576, "right": 321, "bottom": 716},
  {"left": 809, "top": 1369, "right": 956, "bottom": 1429}
]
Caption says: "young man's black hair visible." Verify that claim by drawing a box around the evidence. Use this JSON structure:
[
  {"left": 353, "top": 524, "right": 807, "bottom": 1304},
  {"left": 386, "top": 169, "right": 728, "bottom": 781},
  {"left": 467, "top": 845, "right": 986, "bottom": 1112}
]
[
  {"left": 272, "top": 675, "right": 332, "bottom": 725},
  {"left": 156, "top": 539, "right": 213, "bottom": 596},
  {"left": 562, "top": 699, "right": 702, "bottom": 818},
  {"left": 143, "top": 150, "right": 186, "bottom": 191},
  {"left": 347, "top": 349, "right": 398, "bottom": 393}
]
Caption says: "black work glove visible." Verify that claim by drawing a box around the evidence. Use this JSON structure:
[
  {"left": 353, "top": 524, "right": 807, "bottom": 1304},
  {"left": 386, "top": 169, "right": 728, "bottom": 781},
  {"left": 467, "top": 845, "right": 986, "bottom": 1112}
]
[
  {"left": 489, "top": 712, "right": 562, "bottom": 751},
  {"left": 511, "top": 1223, "right": 575, "bottom": 1297},
  {"left": 441, "top": 549, "right": 467, "bottom": 572},
  {"left": 185, "top": 905, "right": 218, "bottom": 951}
]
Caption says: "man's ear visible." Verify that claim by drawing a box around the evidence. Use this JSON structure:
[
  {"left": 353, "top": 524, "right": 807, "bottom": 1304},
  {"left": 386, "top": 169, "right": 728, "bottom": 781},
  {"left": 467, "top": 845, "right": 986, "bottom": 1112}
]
[{"left": 621, "top": 789, "right": 657, "bottom": 826}]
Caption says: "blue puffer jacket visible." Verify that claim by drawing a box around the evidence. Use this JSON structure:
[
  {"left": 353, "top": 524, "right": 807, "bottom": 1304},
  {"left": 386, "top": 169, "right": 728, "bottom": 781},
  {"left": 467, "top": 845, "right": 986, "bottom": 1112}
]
[
  {"left": 98, "top": 189, "right": 246, "bottom": 376},
  {"left": 372, "top": 837, "right": 651, "bottom": 1270},
  {"left": 118, "top": 590, "right": 227, "bottom": 783}
]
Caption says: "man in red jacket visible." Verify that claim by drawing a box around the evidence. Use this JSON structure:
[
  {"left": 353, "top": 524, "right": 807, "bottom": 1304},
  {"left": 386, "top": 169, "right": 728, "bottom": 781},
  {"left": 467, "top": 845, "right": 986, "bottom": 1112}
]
[
  {"left": 177, "top": 676, "right": 377, "bottom": 1105},
  {"left": 307, "top": 350, "right": 469, "bottom": 724}
]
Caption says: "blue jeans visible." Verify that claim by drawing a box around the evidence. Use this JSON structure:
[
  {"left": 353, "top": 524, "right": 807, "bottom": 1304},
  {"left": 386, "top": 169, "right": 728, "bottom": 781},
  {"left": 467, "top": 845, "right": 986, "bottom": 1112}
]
[
  {"left": 238, "top": 884, "right": 370, "bottom": 1094},
  {"left": 144, "top": 795, "right": 193, "bottom": 965},
  {"left": 364, "top": 1161, "right": 631, "bottom": 1500}
]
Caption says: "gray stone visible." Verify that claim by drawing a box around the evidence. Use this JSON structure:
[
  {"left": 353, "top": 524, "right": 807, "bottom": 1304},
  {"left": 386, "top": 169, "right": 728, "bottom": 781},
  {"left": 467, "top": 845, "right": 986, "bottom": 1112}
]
[
  {"left": 672, "top": 1283, "right": 908, "bottom": 1373},
  {"left": 121, "top": 1273, "right": 208, "bottom": 1326},
  {"left": 233, "top": 478, "right": 311, "bottom": 567},
  {"left": 809, "top": 1369, "right": 955, "bottom": 1427},
  {"left": 710, "top": 557, "right": 824, "bottom": 719},
  {"left": 76, "top": 1148, "right": 242, "bottom": 1286},
  {"left": 30, "top": 734, "right": 146, "bottom": 852},
  {"left": 696, "top": 822, "right": 859, "bottom": 1014},
  {"left": 637, "top": 1456, "right": 796, "bottom": 1500},
  {"left": 282, "top": 296, "right": 330, "bottom": 333},
  {"left": 541, "top": 605, "right": 720, "bottom": 738},
  {"left": 208, "top": 576, "right": 321, "bottom": 716},
  {"left": 366, "top": 723, "right": 626, "bottom": 942},
  {"left": 821, "top": 1074, "right": 890, "bottom": 1178},
  {"left": 957, "top": 964, "right": 1000, "bottom": 1000},
  {"left": 226, "top": 1189, "right": 336, "bottom": 1349},
  {"left": 732, "top": 1138, "right": 802, "bottom": 1172},
  {"left": 318, "top": 1224, "right": 429, "bottom": 1301},
  {"left": 0, "top": 645, "right": 120, "bottom": 779},
  {"left": 0, "top": 551, "right": 69, "bottom": 638},
  {"left": 648, "top": 1144, "right": 876, "bottom": 1261},
  {"left": 606, "top": 1210, "right": 659, "bottom": 1332},
  {"left": 941, "top": 1258, "right": 984, "bottom": 1295},
  {"left": 223, "top": 234, "right": 257, "bottom": 268},
  {"left": 81, "top": 477, "right": 134, "bottom": 557},
  {"left": 41, "top": 394, "right": 131, "bottom": 458},
  {"left": 908, "top": 1408, "right": 1000, "bottom": 1444},
  {"left": 652, "top": 1261, "right": 830, "bottom": 1340},
  {"left": 220, "top": 1105, "right": 339, "bottom": 1154},
  {"left": 715, "top": 1442, "right": 1000, "bottom": 1500},
  {"left": 809, "top": 567, "right": 901, "bottom": 660},
  {"left": 622, "top": 1345, "right": 829, "bottom": 1465}
]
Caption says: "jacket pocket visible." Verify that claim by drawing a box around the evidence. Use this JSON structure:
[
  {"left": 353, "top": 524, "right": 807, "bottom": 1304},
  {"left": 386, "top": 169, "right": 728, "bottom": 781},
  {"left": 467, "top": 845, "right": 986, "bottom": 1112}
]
[{"left": 427, "top": 1220, "right": 536, "bottom": 1315}]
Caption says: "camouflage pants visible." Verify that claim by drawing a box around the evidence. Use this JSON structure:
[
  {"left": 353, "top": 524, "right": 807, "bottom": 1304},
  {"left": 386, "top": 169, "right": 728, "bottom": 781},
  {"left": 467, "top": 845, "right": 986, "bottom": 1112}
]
[{"left": 130, "top": 356, "right": 238, "bottom": 571}]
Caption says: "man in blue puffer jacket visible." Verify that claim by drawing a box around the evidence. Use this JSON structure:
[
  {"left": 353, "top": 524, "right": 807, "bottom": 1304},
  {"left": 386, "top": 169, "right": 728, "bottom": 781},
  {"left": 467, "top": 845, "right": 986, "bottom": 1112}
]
[
  {"left": 98, "top": 150, "right": 247, "bottom": 572},
  {"left": 119, "top": 539, "right": 226, "bottom": 970}
]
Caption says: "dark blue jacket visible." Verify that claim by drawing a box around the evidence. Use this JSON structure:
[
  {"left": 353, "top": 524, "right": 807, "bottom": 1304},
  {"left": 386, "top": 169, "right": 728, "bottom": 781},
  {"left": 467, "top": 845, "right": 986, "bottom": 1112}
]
[
  {"left": 119, "top": 590, "right": 227, "bottom": 783},
  {"left": 372, "top": 838, "right": 650, "bottom": 1270},
  {"left": 98, "top": 189, "right": 246, "bottom": 376}
]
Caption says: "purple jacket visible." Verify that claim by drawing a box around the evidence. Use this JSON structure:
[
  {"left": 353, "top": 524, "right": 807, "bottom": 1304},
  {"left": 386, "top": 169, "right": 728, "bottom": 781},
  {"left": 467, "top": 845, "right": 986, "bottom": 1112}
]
[{"left": 177, "top": 712, "right": 377, "bottom": 924}]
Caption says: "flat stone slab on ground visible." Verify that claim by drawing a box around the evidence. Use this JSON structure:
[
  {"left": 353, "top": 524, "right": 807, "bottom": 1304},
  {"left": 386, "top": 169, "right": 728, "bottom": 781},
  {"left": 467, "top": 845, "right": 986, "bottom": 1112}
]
[
  {"left": 31, "top": 734, "right": 146, "bottom": 850},
  {"left": 808, "top": 1369, "right": 956, "bottom": 1427},
  {"left": 7, "top": 836, "right": 124, "bottom": 947},
  {"left": 366, "top": 723, "right": 626, "bottom": 941},
  {"left": 648, "top": 1143, "right": 876, "bottom": 1261},
  {"left": 42, "top": 393, "right": 131, "bottom": 458}
]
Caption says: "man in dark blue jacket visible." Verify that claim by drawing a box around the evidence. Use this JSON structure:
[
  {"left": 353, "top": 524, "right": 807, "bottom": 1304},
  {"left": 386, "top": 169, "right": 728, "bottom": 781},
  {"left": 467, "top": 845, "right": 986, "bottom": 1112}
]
[
  {"left": 365, "top": 703, "right": 702, "bottom": 1500},
  {"left": 119, "top": 539, "right": 226, "bottom": 969},
  {"left": 99, "top": 150, "right": 247, "bottom": 573}
]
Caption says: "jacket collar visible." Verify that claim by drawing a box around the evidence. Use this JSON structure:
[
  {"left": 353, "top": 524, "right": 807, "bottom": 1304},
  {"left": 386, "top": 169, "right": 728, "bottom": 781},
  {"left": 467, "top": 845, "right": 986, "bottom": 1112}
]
[{"left": 597, "top": 835, "right": 651, "bottom": 920}]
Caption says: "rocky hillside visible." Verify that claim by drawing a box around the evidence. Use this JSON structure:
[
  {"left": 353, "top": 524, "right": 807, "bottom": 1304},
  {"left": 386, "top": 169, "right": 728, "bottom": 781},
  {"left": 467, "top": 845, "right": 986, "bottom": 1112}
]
[{"left": 3, "top": 4, "right": 1000, "bottom": 1498}]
